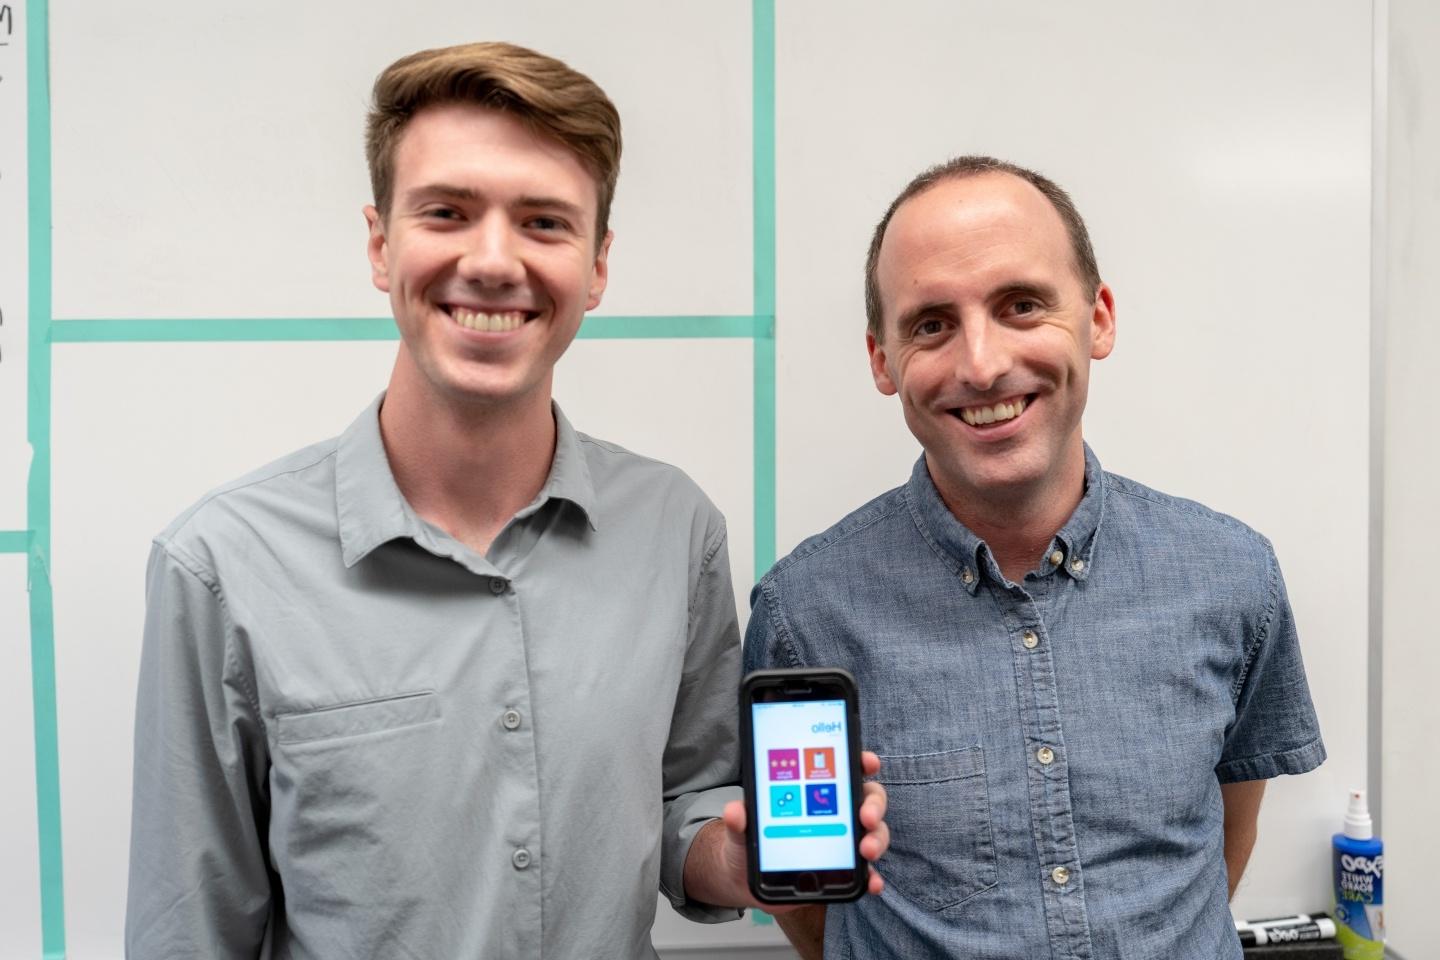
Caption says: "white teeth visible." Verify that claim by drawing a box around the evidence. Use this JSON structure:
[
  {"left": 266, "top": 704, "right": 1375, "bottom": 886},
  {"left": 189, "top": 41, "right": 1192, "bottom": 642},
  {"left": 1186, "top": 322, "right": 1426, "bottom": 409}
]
[
  {"left": 960, "top": 397, "right": 1027, "bottom": 427},
  {"left": 450, "top": 308, "right": 527, "bottom": 332}
]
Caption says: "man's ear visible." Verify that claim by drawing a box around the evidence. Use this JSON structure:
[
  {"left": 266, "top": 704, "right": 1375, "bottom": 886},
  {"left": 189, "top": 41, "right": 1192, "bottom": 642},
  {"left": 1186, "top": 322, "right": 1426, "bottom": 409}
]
[
  {"left": 586, "top": 230, "right": 613, "bottom": 311},
  {"left": 364, "top": 204, "right": 390, "bottom": 293},
  {"left": 868, "top": 332, "right": 898, "bottom": 396},
  {"left": 1090, "top": 282, "right": 1116, "bottom": 360}
]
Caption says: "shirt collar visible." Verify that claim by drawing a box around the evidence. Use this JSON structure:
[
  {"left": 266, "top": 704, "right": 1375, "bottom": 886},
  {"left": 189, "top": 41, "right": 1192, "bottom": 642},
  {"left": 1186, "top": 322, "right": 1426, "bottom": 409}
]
[
  {"left": 336, "top": 393, "right": 597, "bottom": 568},
  {"left": 904, "top": 442, "right": 1107, "bottom": 594}
]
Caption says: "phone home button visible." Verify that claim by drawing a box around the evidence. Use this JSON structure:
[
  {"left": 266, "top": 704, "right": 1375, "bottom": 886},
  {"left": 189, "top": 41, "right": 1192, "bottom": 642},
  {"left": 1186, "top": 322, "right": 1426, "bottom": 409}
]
[{"left": 794, "top": 872, "right": 820, "bottom": 896}]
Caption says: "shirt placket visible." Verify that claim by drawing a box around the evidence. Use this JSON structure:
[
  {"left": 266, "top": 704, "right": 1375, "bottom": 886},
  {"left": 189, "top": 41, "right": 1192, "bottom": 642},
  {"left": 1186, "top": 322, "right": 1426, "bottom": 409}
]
[
  {"left": 483, "top": 566, "right": 544, "bottom": 958},
  {"left": 997, "top": 573, "right": 1094, "bottom": 960}
]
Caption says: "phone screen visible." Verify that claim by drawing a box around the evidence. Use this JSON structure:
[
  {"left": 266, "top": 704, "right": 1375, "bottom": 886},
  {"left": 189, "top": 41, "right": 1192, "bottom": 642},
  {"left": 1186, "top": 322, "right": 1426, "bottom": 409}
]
[{"left": 750, "top": 698, "right": 856, "bottom": 872}]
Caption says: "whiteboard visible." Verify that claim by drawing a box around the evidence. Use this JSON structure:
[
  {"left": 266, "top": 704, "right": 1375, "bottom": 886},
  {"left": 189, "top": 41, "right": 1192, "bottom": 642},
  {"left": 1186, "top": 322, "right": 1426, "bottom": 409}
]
[{"left": 3, "top": 1, "right": 1375, "bottom": 956}]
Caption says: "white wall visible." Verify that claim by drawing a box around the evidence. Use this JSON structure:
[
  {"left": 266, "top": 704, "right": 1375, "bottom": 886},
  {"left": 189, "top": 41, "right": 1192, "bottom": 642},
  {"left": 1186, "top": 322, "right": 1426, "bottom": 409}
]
[
  {"left": 1381, "top": 1, "right": 1440, "bottom": 956},
  {"left": 2, "top": 1, "right": 1386, "bottom": 956}
]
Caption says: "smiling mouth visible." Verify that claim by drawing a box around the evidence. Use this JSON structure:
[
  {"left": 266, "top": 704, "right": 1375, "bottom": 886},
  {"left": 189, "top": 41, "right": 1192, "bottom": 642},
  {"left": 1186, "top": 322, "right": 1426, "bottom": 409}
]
[
  {"left": 953, "top": 395, "right": 1032, "bottom": 427},
  {"left": 444, "top": 306, "right": 540, "bottom": 333}
]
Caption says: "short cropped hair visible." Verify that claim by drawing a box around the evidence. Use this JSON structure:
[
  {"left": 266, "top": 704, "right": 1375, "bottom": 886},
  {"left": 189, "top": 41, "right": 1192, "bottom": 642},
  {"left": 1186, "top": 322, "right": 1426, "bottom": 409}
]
[
  {"left": 366, "top": 41, "right": 622, "bottom": 247},
  {"left": 864, "top": 156, "right": 1101, "bottom": 340}
]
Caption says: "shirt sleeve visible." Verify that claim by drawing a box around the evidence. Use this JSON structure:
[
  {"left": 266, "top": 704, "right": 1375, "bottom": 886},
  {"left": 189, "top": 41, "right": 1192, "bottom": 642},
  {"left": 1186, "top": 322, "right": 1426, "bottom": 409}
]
[
  {"left": 126, "top": 540, "right": 274, "bottom": 957},
  {"left": 742, "top": 576, "right": 801, "bottom": 674},
  {"left": 658, "top": 516, "right": 744, "bottom": 923},
  {"left": 1215, "top": 543, "right": 1327, "bottom": 783}
]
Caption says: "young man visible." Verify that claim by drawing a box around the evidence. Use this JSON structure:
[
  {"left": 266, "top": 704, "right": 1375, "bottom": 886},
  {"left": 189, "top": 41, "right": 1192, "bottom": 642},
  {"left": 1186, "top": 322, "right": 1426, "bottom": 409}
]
[
  {"left": 125, "top": 42, "right": 886, "bottom": 958},
  {"left": 745, "top": 157, "right": 1325, "bottom": 959}
]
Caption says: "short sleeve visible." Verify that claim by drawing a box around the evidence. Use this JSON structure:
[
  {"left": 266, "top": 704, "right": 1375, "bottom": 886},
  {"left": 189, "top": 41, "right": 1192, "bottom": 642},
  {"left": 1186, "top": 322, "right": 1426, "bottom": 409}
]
[
  {"left": 742, "top": 577, "right": 800, "bottom": 674},
  {"left": 1215, "top": 545, "right": 1327, "bottom": 783}
]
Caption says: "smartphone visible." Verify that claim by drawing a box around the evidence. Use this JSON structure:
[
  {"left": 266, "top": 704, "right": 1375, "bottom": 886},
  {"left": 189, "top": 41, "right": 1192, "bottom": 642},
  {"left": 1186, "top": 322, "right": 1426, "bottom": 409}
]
[{"left": 740, "top": 667, "right": 867, "bottom": 903}]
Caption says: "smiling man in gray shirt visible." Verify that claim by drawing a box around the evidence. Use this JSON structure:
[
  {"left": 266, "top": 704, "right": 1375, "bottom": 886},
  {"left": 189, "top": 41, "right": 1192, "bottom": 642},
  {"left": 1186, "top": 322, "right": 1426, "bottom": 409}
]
[{"left": 124, "top": 42, "right": 890, "bottom": 959}]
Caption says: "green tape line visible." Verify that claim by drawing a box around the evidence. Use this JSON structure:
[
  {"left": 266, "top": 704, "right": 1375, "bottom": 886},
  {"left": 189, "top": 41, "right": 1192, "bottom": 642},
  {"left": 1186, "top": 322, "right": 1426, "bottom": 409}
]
[
  {"left": 0, "top": 531, "right": 32, "bottom": 553},
  {"left": 48, "top": 315, "right": 766, "bottom": 343},
  {"left": 752, "top": 0, "right": 778, "bottom": 579},
  {"left": 27, "top": 0, "right": 68, "bottom": 956}
]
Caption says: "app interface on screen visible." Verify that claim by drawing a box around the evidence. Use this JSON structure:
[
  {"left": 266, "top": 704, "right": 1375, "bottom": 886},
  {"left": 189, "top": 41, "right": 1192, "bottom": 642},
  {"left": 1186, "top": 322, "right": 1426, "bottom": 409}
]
[{"left": 751, "top": 699, "right": 855, "bottom": 872}]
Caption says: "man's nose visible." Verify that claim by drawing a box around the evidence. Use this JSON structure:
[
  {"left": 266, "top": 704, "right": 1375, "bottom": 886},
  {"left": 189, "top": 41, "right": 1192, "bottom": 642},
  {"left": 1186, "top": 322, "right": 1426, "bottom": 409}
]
[
  {"left": 954, "top": 321, "right": 1013, "bottom": 392},
  {"left": 457, "top": 217, "right": 525, "bottom": 287}
]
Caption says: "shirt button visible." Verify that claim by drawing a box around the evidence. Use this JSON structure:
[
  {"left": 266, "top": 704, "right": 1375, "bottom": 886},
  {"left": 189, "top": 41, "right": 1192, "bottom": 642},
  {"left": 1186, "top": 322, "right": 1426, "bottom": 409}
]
[
  {"left": 1036, "top": 746, "right": 1055, "bottom": 765},
  {"left": 1070, "top": 558, "right": 1085, "bottom": 573},
  {"left": 1051, "top": 865, "right": 1071, "bottom": 885},
  {"left": 512, "top": 847, "right": 532, "bottom": 870},
  {"left": 1022, "top": 630, "right": 1039, "bottom": 649},
  {"left": 961, "top": 569, "right": 974, "bottom": 584},
  {"left": 501, "top": 709, "right": 522, "bottom": 730},
  {"left": 489, "top": 577, "right": 507, "bottom": 595},
  {"left": 1049, "top": 550, "right": 1064, "bottom": 566}
]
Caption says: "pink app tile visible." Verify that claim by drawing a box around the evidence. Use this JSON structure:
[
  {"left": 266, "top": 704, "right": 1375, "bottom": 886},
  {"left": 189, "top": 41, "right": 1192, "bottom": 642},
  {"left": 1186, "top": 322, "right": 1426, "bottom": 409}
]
[{"left": 768, "top": 749, "right": 800, "bottom": 780}]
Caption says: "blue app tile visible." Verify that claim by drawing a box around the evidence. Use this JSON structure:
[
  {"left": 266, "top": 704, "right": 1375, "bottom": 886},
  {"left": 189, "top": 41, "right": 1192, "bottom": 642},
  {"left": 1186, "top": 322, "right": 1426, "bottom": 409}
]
[
  {"left": 806, "top": 783, "right": 838, "bottom": 816},
  {"left": 769, "top": 784, "right": 801, "bottom": 818}
]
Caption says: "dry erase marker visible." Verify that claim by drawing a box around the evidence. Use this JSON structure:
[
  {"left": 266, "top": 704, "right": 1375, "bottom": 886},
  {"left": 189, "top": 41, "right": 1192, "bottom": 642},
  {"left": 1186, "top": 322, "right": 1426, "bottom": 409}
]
[
  {"left": 1236, "top": 913, "right": 1321, "bottom": 932},
  {"left": 1236, "top": 916, "right": 1337, "bottom": 947}
]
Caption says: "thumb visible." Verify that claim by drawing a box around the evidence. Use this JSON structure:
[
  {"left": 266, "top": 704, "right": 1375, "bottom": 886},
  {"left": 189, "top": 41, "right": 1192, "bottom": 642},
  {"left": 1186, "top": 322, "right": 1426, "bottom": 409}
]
[{"left": 722, "top": 799, "right": 748, "bottom": 838}]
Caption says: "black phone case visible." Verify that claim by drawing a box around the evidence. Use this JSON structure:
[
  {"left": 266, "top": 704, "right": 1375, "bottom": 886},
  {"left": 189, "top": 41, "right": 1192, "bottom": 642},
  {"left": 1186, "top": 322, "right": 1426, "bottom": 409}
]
[{"left": 739, "top": 667, "right": 867, "bottom": 904}]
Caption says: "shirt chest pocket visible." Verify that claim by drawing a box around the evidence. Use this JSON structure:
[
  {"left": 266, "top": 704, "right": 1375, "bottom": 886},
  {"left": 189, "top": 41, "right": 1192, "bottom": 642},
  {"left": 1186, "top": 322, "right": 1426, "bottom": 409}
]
[
  {"left": 877, "top": 745, "right": 997, "bottom": 911},
  {"left": 276, "top": 690, "right": 441, "bottom": 745}
]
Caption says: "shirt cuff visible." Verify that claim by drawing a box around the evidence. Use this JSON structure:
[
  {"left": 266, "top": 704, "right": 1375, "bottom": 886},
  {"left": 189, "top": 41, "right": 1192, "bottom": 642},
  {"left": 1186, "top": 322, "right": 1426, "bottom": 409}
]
[
  {"left": 661, "top": 784, "right": 745, "bottom": 923},
  {"left": 1216, "top": 736, "right": 1327, "bottom": 783}
]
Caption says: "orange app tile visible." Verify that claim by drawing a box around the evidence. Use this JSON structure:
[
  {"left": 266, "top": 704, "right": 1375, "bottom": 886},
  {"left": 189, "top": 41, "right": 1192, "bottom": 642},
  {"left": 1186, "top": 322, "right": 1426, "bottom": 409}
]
[{"left": 804, "top": 747, "right": 835, "bottom": 780}]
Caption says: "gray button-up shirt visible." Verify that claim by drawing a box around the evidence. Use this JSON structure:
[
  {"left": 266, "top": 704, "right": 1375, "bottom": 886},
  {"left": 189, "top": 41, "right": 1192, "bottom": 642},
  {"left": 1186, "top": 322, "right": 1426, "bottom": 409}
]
[
  {"left": 744, "top": 446, "right": 1325, "bottom": 960},
  {"left": 127, "top": 396, "right": 743, "bottom": 959}
]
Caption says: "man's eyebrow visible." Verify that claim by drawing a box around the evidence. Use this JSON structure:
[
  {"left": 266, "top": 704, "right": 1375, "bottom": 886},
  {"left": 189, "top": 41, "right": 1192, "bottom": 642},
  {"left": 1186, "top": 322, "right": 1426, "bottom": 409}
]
[
  {"left": 513, "top": 195, "right": 588, "bottom": 221},
  {"left": 990, "top": 280, "right": 1061, "bottom": 304},
  {"left": 895, "top": 300, "right": 956, "bottom": 330},
  {"left": 402, "top": 183, "right": 482, "bottom": 205},
  {"left": 400, "top": 185, "right": 587, "bottom": 221}
]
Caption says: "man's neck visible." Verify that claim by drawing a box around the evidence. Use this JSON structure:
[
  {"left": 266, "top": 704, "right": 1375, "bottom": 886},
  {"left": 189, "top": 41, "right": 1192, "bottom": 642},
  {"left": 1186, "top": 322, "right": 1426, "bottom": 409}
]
[
  {"left": 378, "top": 369, "right": 557, "bottom": 557},
  {"left": 931, "top": 445, "right": 1087, "bottom": 584}
]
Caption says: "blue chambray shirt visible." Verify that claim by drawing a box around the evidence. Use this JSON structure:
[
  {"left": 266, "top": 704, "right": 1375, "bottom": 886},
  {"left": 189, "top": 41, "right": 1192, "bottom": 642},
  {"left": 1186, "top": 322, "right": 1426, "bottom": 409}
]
[{"left": 743, "top": 446, "right": 1325, "bottom": 960}]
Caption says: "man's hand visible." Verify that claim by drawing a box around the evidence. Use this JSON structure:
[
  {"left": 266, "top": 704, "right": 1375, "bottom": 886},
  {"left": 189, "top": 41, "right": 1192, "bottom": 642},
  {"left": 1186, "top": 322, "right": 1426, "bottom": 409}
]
[{"left": 682, "top": 752, "right": 890, "bottom": 912}]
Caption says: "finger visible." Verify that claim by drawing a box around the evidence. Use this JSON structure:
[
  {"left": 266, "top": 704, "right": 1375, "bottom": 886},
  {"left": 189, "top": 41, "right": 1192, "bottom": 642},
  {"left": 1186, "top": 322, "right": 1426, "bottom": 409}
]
[
  {"left": 867, "top": 865, "right": 886, "bottom": 896},
  {"left": 860, "top": 818, "right": 890, "bottom": 861},
  {"left": 862, "top": 751, "right": 881, "bottom": 777},
  {"left": 859, "top": 781, "right": 888, "bottom": 826},
  {"left": 721, "top": 799, "right": 747, "bottom": 836}
]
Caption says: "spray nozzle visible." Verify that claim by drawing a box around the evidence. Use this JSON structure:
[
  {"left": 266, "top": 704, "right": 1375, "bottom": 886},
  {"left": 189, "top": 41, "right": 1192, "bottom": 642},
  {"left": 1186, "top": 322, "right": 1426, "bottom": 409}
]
[{"left": 1343, "top": 788, "right": 1373, "bottom": 840}]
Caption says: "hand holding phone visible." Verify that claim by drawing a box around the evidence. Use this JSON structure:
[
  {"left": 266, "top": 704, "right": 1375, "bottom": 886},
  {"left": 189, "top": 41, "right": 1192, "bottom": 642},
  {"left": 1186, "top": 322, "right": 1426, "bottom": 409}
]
[{"left": 740, "top": 668, "right": 869, "bottom": 903}]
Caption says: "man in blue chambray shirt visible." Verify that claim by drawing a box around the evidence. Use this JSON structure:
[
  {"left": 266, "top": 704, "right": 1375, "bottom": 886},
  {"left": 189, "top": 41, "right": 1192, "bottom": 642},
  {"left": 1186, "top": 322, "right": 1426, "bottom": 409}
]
[{"left": 744, "top": 157, "right": 1325, "bottom": 959}]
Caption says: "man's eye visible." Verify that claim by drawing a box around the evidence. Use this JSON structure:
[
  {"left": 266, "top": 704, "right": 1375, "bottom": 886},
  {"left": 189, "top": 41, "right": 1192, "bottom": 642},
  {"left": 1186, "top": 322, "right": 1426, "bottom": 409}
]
[
  {"left": 423, "top": 207, "right": 461, "bottom": 221},
  {"left": 1011, "top": 299, "right": 1038, "bottom": 316},
  {"left": 916, "top": 319, "right": 944, "bottom": 336},
  {"left": 528, "top": 216, "right": 566, "bottom": 231}
]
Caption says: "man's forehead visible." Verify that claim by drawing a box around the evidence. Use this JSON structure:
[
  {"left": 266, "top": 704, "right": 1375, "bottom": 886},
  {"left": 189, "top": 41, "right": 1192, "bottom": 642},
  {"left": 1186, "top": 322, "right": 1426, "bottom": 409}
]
[
  {"left": 391, "top": 103, "right": 599, "bottom": 210},
  {"left": 889, "top": 172, "right": 1065, "bottom": 248},
  {"left": 878, "top": 173, "right": 1073, "bottom": 292}
]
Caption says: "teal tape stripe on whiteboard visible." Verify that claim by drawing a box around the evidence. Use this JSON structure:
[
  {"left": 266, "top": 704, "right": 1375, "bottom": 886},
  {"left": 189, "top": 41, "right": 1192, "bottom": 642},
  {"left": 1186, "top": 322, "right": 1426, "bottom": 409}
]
[
  {"left": 752, "top": 0, "right": 778, "bottom": 578},
  {"left": 0, "top": 531, "right": 32, "bottom": 553},
  {"left": 27, "top": 0, "right": 68, "bottom": 956},
  {"left": 48, "top": 315, "right": 766, "bottom": 342}
]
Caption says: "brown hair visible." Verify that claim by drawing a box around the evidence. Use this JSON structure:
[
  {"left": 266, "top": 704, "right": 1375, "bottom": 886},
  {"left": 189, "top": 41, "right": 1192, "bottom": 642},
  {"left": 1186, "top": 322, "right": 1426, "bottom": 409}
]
[
  {"left": 366, "top": 42, "right": 622, "bottom": 248},
  {"left": 864, "top": 156, "right": 1101, "bottom": 340}
]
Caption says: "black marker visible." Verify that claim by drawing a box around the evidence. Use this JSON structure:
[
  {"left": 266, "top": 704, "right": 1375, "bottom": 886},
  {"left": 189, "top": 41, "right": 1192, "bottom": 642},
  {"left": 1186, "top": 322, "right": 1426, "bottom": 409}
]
[{"left": 1235, "top": 914, "right": 1336, "bottom": 946}]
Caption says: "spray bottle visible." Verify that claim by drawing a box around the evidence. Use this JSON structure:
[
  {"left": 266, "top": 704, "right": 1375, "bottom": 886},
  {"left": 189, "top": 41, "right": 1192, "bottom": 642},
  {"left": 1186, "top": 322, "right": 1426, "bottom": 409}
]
[{"left": 1332, "top": 789, "right": 1384, "bottom": 959}]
